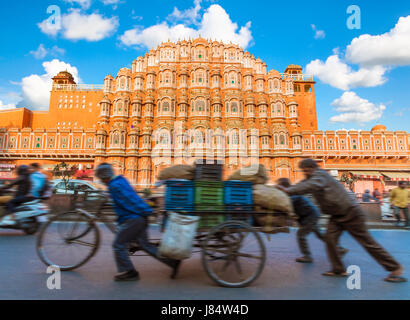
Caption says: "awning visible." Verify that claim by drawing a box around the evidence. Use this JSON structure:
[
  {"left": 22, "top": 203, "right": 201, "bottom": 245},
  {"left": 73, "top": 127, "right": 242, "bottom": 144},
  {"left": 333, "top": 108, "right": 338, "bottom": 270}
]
[
  {"left": 0, "top": 164, "right": 16, "bottom": 169},
  {"left": 350, "top": 171, "right": 382, "bottom": 179},
  {"left": 381, "top": 172, "right": 410, "bottom": 181}
]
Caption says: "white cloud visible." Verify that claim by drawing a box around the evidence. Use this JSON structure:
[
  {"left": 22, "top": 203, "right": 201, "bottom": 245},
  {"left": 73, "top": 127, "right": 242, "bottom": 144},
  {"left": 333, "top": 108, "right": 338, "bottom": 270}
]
[
  {"left": 346, "top": 15, "right": 410, "bottom": 66},
  {"left": 330, "top": 91, "right": 386, "bottom": 124},
  {"left": 30, "top": 44, "right": 65, "bottom": 59},
  {"left": 30, "top": 44, "right": 48, "bottom": 59},
  {"left": 63, "top": 0, "right": 92, "bottom": 9},
  {"left": 0, "top": 100, "right": 17, "bottom": 111},
  {"left": 63, "top": 0, "right": 122, "bottom": 9},
  {"left": 120, "top": 3, "right": 252, "bottom": 49},
  {"left": 168, "top": 0, "right": 202, "bottom": 25},
  {"left": 306, "top": 55, "right": 387, "bottom": 90},
  {"left": 38, "top": 9, "right": 119, "bottom": 41},
  {"left": 306, "top": 15, "right": 410, "bottom": 91},
  {"left": 311, "top": 24, "right": 325, "bottom": 39},
  {"left": 18, "top": 59, "right": 80, "bottom": 110}
]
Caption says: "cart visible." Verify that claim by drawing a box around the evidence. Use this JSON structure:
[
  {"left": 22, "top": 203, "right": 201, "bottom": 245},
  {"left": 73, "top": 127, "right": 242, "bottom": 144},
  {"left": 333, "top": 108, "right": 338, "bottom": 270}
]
[{"left": 36, "top": 189, "right": 291, "bottom": 288}]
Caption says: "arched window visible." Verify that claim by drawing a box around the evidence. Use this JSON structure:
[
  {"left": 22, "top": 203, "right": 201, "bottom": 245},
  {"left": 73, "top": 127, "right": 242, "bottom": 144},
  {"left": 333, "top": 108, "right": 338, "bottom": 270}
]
[
  {"left": 273, "top": 79, "right": 280, "bottom": 92},
  {"left": 231, "top": 102, "right": 238, "bottom": 113},
  {"left": 159, "top": 132, "right": 169, "bottom": 145},
  {"left": 280, "top": 134, "right": 285, "bottom": 145},
  {"left": 120, "top": 78, "right": 126, "bottom": 89},
  {"left": 194, "top": 131, "right": 204, "bottom": 144},
  {"left": 117, "top": 101, "right": 123, "bottom": 114},
  {"left": 162, "top": 101, "right": 170, "bottom": 112},
  {"left": 232, "top": 131, "right": 239, "bottom": 144},
  {"left": 229, "top": 73, "right": 236, "bottom": 85},
  {"left": 195, "top": 100, "right": 205, "bottom": 112},
  {"left": 113, "top": 132, "right": 119, "bottom": 145},
  {"left": 276, "top": 102, "right": 282, "bottom": 116}
]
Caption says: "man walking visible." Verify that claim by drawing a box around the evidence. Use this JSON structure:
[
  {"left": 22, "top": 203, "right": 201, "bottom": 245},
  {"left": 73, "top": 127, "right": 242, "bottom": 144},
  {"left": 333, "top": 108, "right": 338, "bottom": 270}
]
[
  {"left": 276, "top": 159, "right": 406, "bottom": 282},
  {"left": 390, "top": 181, "right": 410, "bottom": 228},
  {"left": 277, "top": 178, "right": 347, "bottom": 263},
  {"left": 95, "top": 163, "right": 181, "bottom": 282}
]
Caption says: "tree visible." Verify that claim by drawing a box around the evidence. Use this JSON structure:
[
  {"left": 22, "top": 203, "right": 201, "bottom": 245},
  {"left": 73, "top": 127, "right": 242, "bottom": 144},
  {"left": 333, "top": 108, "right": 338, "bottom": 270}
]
[
  {"left": 340, "top": 172, "right": 358, "bottom": 191},
  {"left": 52, "top": 162, "right": 78, "bottom": 192}
]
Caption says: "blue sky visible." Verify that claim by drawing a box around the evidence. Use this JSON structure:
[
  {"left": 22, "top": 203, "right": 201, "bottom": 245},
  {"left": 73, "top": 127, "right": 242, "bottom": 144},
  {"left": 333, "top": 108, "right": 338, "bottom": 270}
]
[{"left": 0, "top": 0, "right": 409, "bottom": 132}]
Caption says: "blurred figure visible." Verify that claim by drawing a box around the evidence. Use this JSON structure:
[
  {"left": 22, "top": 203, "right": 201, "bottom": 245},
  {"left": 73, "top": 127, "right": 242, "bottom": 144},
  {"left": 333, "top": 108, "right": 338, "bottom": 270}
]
[
  {"left": 373, "top": 188, "right": 382, "bottom": 202},
  {"left": 362, "top": 190, "right": 378, "bottom": 203},
  {"left": 95, "top": 163, "right": 181, "bottom": 282},
  {"left": 390, "top": 181, "right": 410, "bottom": 228},
  {"left": 277, "top": 178, "right": 347, "bottom": 263},
  {"left": 0, "top": 165, "right": 34, "bottom": 222},
  {"left": 29, "top": 163, "right": 47, "bottom": 199},
  {"left": 276, "top": 159, "right": 406, "bottom": 282}
]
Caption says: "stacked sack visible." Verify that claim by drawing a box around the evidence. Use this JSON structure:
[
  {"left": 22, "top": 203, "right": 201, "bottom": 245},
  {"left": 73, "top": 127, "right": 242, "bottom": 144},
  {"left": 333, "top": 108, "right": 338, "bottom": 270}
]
[
  {"left": 158, "top": 165, "right": 195, "bottom": 181},
  {"left": 227, "top": 164, "right": 294, "bottom": 228}
]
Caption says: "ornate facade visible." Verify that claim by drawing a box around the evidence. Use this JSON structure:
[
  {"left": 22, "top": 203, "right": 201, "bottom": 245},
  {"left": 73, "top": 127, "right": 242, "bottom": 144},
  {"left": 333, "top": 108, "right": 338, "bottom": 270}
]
[{"left": 0, "top": 38, "right": 409, "bottom": 192}]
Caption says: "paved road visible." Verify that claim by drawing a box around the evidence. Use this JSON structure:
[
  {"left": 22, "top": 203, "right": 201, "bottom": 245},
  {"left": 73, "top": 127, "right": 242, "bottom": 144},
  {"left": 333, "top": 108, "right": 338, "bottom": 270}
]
[{"left": 0, "top": 225, "right": 409, "bottom": 300}]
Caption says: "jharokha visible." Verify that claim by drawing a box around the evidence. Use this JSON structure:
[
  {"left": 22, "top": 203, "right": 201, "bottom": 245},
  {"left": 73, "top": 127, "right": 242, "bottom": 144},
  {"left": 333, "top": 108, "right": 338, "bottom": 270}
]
[{"left": 0, "top": 38, "right": 409, "bottom": 192}]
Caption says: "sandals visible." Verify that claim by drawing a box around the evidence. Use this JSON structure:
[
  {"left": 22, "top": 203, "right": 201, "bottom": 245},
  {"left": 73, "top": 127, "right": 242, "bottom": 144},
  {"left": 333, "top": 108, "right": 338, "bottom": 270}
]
[
  {"left": 322, "top": 271, "right": 349, "bottom": 277},
  {"left": 384, "top": 275, "right": 408, "bottom": 283}
]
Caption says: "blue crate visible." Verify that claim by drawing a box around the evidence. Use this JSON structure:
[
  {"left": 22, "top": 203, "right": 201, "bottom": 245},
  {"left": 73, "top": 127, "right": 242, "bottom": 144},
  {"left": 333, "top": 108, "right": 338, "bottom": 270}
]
[
  {"left": 165, "top": 180, "right": 194, "bottom": 212},
  {"left": 224, "top": 181, "right": 253, "bottom": 205}
]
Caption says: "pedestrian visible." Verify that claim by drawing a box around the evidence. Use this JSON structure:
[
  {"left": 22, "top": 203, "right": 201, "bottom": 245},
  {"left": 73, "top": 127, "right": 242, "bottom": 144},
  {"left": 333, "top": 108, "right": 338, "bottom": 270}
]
[
  {"left": 373, "top": 188, "right": 382, "bottom": 202},
  {"left": 276, "top": 159, "right": 407, "bottom": 282},
  {"left": 389, "top": 181, "right": 410, "bottom": 228},
  {"left": 362, "top": 190, "right": 378, "bottom": 203},
  {"left": 29, "top": 163, "right": 50, "bottom": 199},
  {"left": 276, "top": 178, "right": 348, "bottom": 263},
  {"left": 95, "top": 163, "right": 181, "bottom": 282}
]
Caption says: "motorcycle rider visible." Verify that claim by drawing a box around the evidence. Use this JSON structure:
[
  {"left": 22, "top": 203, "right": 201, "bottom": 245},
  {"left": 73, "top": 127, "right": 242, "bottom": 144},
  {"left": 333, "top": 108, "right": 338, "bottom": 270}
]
[{"left": 0, "top": 165, "right": 34, "bottom": 224}]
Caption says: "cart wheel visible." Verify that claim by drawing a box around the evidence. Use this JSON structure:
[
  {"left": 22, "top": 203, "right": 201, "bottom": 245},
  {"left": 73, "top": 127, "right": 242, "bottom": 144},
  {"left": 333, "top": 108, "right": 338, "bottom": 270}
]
[
  {"left": 201, "top": 220, "right": 266, "bottom": 288},
  {"left": 36, "top": 211, "right": 100, "bottom": 271}
]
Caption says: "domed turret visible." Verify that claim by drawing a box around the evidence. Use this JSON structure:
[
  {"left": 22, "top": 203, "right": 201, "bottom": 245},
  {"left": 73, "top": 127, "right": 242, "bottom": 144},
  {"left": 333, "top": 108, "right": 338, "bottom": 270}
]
[
  {"left": 52, "top": 71, "right": 76, "bottom": 85},
  {"left": 371, "top": 124, "right": 387, "bottom": 132}
]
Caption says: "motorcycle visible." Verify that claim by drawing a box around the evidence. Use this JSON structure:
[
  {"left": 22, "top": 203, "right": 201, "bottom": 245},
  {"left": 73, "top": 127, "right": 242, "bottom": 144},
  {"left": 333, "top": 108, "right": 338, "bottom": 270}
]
[{"left": 0, "top": 196, "right": 50, "bottom": 235}]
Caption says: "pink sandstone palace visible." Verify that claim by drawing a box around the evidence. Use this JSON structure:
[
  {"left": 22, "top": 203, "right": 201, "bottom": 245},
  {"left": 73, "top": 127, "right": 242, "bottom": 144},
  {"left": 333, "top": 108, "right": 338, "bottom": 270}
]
[{"left": 0, "top": 38, "right": 409, "bottom": 193}]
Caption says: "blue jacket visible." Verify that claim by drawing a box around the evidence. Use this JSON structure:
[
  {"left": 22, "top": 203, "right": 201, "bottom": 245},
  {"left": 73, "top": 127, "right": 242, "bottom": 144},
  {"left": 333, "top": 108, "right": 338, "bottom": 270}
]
[
  {"left": 30, "top": 172, "right": 46, "bottom": 198},
  {"left": 108, "top": 176, "right": 153, "bottom": 224},
  {"left": 291, "top": 195, "right": 320, "bottom": 225}
]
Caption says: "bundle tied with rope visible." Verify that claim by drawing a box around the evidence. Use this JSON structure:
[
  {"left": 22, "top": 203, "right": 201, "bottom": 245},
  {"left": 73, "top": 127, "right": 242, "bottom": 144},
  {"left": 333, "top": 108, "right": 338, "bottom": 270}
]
[{"left": 252, "top": 185, "right": 295, "bottom": 235}]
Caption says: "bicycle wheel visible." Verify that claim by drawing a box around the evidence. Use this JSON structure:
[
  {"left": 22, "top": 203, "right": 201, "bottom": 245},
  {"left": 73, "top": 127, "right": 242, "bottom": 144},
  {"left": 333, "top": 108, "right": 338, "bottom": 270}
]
[
  {"left": 36, "top": 210, "right": 100, "bottom": 271},
  {"left": 201, "top": 220, "right": 266, "bottom": 288}
]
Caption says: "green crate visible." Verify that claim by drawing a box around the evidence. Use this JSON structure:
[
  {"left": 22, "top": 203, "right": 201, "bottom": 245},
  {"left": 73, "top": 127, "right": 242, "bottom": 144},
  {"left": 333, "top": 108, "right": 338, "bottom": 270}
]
[
  {"left": 194, "top": 181, "right": 224, "bottom": 205},
  {"left": 198, "top": 214, "right": 225, "bottom": 228}
]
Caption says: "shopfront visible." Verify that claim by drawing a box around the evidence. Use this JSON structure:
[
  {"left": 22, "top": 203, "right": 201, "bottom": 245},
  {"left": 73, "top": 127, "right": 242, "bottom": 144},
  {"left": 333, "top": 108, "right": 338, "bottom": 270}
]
[
  {"left": 381, "top": 172, "right": 410, "bottom": 192},
  {"left": 0, "top": 164, "right": 16, "bottom": 179},
  {"left": 349, "top": 171, "right": 384, "bottom": 195}
]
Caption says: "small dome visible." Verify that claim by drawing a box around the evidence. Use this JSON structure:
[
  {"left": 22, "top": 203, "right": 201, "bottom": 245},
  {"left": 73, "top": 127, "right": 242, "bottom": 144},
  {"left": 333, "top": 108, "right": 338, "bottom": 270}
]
[
  {"left": 268, "top": 70, "right": 281, "bottom": 77},
  {"left": 371, "top": 125, "right": 386, "bottom": 131},
  {"left": 57, "top": 71, "right": 73, "bottom": 77}
]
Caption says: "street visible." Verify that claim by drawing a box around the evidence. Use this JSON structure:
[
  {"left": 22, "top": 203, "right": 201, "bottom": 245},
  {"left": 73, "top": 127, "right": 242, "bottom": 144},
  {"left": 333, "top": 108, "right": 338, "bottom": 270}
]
[{"left": 0, "top": 225, "right": 409, "bottom": 300}]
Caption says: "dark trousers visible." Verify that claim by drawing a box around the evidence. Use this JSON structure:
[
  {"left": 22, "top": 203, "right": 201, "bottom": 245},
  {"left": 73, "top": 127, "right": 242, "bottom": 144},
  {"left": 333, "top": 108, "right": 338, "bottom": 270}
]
[
  {"left": 325, "top": 207, "right": 400, "bottom": 273},
  {"left": 113, "top": 216, "right": 176, "bottom": 273},
  {"left": 6, "top": 196, "right": 34, "bottom": 214},
  {"left": 297, "top": 216, "right": 324, "bottom": 257},
  {"left": 393, "top": 206, "right": 409, "bottom": 226}
]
